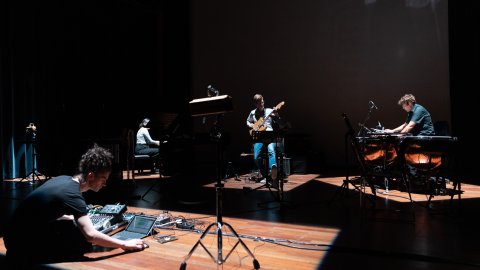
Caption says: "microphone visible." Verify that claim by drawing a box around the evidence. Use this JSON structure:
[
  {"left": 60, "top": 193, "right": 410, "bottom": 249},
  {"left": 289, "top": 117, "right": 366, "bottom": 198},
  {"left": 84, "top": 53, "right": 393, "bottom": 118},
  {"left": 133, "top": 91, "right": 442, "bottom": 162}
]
[
  {"left": 203, "top": 85, "right": 219, "bottom": 124},
  {"left": 376, "top": 121, "right": 384, "bottom": 132},
  {"left": 369, "top": 100, "right": 378, "bottom": 110},
  {"left": 207, "top": 85, "right": 219, "bottom": 97}
]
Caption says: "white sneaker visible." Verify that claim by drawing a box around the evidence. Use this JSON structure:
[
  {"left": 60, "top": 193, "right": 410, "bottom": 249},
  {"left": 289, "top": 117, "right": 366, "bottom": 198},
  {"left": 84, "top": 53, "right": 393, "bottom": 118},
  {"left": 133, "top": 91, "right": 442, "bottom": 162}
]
[{"left": 260, "top": 178, "right": 266, "bottom": 183}]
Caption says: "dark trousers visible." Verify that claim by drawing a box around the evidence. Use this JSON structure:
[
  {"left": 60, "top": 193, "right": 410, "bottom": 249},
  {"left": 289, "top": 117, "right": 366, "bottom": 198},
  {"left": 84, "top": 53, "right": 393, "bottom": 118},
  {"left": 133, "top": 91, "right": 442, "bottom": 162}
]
[
  {"left": 5, "top": 220, "right": 92, "bottom": 267},
  {"left": 135, "top": 144, "right": 160, "bottom": 158}
]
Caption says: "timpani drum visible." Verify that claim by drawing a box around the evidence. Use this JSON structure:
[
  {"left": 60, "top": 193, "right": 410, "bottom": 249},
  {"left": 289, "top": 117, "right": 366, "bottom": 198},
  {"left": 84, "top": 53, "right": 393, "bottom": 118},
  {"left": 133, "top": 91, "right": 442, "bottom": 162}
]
[
  {"left": 400, "top": 136, "right": 456, "bottom": 173},
  {"left": 358, "top": 134, "right": 404, "bottom": 169},
  {"left": 362, "top": 142, "right": 398, "bottom": 167}
]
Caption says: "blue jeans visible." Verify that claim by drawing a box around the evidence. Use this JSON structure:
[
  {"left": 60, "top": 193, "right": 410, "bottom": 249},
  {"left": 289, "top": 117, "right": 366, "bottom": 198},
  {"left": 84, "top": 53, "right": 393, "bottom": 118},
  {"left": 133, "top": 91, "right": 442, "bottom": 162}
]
[{"left": 253, "top": 142, "right": 277, "bottom": 177}]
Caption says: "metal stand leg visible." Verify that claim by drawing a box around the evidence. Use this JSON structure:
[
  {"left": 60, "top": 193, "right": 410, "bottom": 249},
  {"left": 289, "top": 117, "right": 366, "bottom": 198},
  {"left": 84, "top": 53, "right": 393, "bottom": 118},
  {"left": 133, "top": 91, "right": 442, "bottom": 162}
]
[
  {"left": 330, "top": 115, "right": 378, "bottom": 207},
  {"left": 18, "top": 136, "right": 46, "bottom": 185},
  {"left": 180, "top": 184, "right": 260, "bottom": 270},
  {"left": 180, "top": 112, "right": 258, "bottom": 269},
  {"left": 256, "top": 163, "right": 292, "bottom": 207}
]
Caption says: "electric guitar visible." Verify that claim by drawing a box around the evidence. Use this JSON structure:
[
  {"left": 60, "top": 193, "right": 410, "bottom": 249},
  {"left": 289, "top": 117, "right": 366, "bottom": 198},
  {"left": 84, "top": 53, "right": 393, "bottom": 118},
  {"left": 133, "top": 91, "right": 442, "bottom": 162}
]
[{"left": 249, "top": 101, "right": 285, "bottom": 136}]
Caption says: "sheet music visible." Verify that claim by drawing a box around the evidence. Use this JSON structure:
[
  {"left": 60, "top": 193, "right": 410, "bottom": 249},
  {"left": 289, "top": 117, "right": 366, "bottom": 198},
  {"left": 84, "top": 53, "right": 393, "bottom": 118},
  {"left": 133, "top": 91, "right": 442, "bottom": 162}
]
[
  {"left": 189, "top": 95, "right": 233, "bottom": 117},
  {"left": 189, "top": 95, "right": 231, "bottom": 103}
]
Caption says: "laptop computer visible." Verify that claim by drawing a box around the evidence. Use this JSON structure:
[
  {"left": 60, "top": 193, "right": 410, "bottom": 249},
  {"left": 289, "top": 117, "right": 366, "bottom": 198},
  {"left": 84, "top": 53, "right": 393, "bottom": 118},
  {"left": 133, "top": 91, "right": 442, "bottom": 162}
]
[{"left": 110, "top": 214, "right": 157, "bottom": 240}]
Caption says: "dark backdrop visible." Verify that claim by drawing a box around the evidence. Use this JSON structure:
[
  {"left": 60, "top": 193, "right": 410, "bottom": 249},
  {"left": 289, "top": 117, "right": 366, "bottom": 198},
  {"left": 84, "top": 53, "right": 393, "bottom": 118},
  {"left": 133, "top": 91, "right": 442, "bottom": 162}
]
[
  {"left": 1, "top": 0, "right": 479, "bottom": 182},
  {"left": 0, "top": 0, "right": 192, "bottom": 178},
  {"left": 190, "top": 0, "right": 451, "bottom": 175}
]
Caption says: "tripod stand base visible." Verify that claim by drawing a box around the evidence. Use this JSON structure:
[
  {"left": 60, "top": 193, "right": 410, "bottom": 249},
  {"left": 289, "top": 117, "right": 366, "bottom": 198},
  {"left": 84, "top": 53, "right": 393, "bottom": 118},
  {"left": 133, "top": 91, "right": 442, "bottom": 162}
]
[
  {"left": 329, "top": 176, "right": 378, "bottom": 207},
  {"left": 180, "top": 221, "right": 260, "bottom": 270},
  {"left": 18, "top": 171, "right": 47, "bottom": 185}
]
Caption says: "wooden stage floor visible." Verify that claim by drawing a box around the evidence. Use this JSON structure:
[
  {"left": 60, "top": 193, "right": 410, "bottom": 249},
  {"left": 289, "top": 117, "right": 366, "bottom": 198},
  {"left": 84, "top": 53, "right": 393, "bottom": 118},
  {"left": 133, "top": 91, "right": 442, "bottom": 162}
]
[
  {"left": 0, "top": 206, "right": 337, "bottom": 270},
  {"left": 0, "top": 173, "right": 478, "bottom": 270}
]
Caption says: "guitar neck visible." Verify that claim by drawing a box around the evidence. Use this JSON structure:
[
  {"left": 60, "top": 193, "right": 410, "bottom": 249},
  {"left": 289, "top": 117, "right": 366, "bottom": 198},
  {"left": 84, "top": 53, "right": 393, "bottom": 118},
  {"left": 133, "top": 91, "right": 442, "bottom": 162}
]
[
  {"left": 263, "top": 108, "right": 278, "bottom": 121},
  {"left": 257, "top": 110, "right": 275, "bottom": 127}
]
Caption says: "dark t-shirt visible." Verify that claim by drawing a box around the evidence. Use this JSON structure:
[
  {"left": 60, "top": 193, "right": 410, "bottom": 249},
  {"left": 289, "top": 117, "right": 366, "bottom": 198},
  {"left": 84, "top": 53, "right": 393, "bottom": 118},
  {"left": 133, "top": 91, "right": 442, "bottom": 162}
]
[
  {"left": 4, "top": 176, "right": 89, "bottom": 258},
  {"left": 405, "top": 103, "right": 435, "bottom": 136}
]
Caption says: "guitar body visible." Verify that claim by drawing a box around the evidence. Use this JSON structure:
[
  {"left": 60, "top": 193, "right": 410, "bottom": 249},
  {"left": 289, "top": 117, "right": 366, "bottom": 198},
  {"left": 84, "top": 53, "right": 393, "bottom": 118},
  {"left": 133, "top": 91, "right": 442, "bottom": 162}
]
[
  {"left": 248, "top": 101, "right": 285, "bottom": 137},
  {"left": 249, "top": 118, "right": 267, "bottom": 136}
]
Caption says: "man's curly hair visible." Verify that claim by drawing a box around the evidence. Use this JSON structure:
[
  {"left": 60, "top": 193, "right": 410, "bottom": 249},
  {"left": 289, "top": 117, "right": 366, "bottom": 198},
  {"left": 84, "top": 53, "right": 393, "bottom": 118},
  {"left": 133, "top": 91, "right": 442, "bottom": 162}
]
[{"left": 78, "top": 144, "right": 113, "bottom": 176}]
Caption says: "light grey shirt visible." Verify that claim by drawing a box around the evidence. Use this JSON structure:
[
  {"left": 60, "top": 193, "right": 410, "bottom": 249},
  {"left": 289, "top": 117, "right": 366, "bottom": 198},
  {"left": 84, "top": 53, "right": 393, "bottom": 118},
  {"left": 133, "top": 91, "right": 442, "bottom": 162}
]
[
  {"left": 246, "top": 108, "right": 275, "bottom": 131},
  {"left": 136, "top": 127, "right": 159, "bottom": 145}
]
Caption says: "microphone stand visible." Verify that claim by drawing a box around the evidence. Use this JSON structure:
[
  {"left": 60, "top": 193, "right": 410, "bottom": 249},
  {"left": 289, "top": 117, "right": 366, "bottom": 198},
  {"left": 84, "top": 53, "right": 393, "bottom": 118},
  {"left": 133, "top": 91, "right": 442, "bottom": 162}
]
[
  {"left": 19, "top": 125, "right": 46, "bottom": 185},
  {"left": 357, "top": 105, "right": 375, "bottom": 137}
]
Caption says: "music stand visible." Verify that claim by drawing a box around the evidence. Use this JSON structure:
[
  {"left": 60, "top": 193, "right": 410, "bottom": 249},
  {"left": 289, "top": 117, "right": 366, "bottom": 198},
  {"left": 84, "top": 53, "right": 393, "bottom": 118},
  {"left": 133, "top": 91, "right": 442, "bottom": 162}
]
[
  {"left": 180, "top": 95, "right": 260, "bottom": 270},
  {"left": 329, "top": 113, "right": 377, "bottom": 207},
  {"left": 248, "top": 131, "right": 290, "bottom": 206}
]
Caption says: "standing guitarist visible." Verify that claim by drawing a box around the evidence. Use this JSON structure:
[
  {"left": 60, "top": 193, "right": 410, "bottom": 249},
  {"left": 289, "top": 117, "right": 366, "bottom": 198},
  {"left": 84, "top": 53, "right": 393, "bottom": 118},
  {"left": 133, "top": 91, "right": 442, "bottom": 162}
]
[{"left": 246, "top": 94, "right": 282, "bottom": 183}]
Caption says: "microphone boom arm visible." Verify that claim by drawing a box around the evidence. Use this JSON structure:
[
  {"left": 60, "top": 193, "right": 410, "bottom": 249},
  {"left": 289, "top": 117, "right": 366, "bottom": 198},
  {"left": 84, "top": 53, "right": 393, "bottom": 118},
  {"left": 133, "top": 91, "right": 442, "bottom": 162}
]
[{"left": 357, "top": 102, "right": 376, "bottom": 136}]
